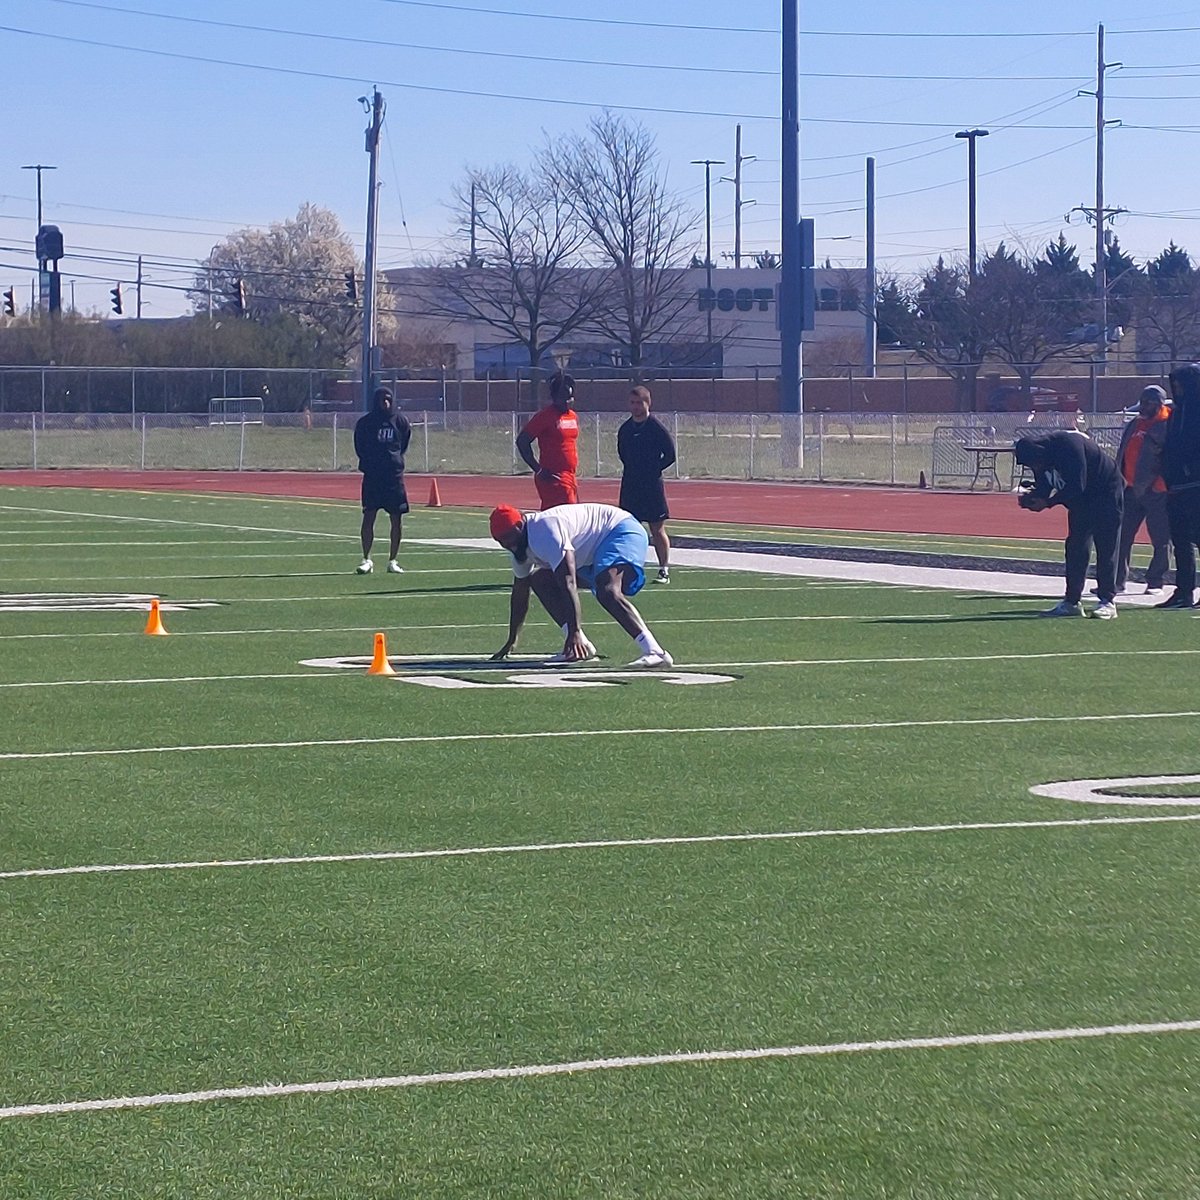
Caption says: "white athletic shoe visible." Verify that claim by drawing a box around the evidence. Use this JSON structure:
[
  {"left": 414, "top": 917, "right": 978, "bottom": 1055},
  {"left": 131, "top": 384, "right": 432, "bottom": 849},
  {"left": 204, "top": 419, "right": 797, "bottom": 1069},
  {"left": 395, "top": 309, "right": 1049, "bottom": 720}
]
[
  {"left": 1040, "top": 600, "right": 1083, "bottom": 618},
  {"left": 355, "top": 558, "right": 374, "bottom": 575},
  {"left": 628, "top": 650, "right": 674, "bottom": 669},
  {"left": 653, "top": 569, "right": 670, "bottom": 585},
  {"left": 387, "top": 560, "right": 404, "bottom": 574},
  {"left": 1090, "top": 600, "right": 1118, "bottom": 620}
]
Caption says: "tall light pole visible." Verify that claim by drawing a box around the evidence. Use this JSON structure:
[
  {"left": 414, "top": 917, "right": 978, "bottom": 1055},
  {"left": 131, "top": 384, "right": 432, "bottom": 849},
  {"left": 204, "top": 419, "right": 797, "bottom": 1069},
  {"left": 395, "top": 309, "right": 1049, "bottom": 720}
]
[
  {"left": 21, "top": 164, "right": 57, "bottom": 229},
  {"left": 359, "top": 89, "right": 385, "bottom": 412},
  {"left": 691, "top": 157, "right": 724, "bottom": 351},
  {"left": 954, "top": 129, "right": 988, "bottom": 279}
]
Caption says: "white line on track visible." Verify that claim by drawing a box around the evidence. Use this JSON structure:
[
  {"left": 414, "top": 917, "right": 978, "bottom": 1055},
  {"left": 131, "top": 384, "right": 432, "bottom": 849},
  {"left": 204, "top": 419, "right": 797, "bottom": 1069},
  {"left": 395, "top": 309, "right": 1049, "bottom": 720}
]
[
  {"left": 4, "top": 710, "right": 1200, "bottom": 761},
  {"left": 4, "top": 813, "right": 1199, "bottom": 882},
  {"left": 4, "top": 1019, "right": 1198, "bottom": 1120},
  {"left": 4, "top": 648, "right": 1200, "bottom": 690}
]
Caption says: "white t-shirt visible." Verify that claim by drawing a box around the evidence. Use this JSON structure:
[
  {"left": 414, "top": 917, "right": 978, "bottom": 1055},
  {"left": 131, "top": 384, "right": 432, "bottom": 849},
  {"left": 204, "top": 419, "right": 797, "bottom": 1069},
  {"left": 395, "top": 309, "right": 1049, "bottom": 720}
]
[{"left": 510, "top": 503, "right": 629, "bottom": 578}]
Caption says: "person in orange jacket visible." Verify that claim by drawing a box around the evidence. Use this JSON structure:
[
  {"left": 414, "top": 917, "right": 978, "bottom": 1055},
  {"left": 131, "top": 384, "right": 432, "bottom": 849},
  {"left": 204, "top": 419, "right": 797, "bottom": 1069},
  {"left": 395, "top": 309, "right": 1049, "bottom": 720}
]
[{"left": 1115, "top": 384, "right": 1172, "bottom": 595}]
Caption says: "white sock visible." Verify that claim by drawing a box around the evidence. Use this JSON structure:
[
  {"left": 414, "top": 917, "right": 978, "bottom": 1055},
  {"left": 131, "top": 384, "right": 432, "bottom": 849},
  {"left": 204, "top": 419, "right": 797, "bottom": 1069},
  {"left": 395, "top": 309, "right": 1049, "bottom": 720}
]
[
  {"left": 635, "top": 630, "right": 663, "bottom": 656},
  {"left": 561, "top": 623, "right": 570, "bottom": 638}
]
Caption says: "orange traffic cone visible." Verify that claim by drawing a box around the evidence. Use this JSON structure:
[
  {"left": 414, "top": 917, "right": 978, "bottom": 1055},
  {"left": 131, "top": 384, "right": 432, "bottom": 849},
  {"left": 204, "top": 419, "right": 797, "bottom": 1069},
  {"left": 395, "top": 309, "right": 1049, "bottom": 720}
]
[
  {"left": 367, "top": 631, "right": 395, "bottom": 675},
  {"left": 144, "top": 597, "right": 168, "bottom": 636},
  {"left": 427, "top": 478, "right": 442, "bottom": 507}
]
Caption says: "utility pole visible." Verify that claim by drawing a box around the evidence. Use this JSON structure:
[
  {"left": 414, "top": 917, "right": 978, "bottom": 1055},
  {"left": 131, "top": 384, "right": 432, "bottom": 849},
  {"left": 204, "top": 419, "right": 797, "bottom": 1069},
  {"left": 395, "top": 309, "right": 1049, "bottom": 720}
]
[
  {"left": 359, "top": 88, "right": 385, "bottom": 411},
  {"left": 21, "top": 164, "right": 56, "bottom": 229},
  {"left": 954, "top": 129, "right": 988, "bottom": 280},
  {"left": 864, "top": 156, "right": 876, "bottom": 378},
  {"left": 136, "top": 255, "right": 144, "bottom": 319},
  {"left": 691, "top": 157, "right": 725, "bottom": 351},
  {"left": 780, "top": 0, "right": 803, "bottom": 464},
  {"left": 721, "top": 125, "right": 756, "bottom": 269},
  {"left": 468, "top": 182, "right": 480, "bottom": 268}
]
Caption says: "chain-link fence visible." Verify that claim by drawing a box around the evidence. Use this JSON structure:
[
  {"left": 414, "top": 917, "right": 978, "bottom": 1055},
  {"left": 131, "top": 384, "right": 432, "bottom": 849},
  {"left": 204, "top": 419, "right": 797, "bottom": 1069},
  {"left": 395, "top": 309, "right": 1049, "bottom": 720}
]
[{"left": 0, "top": 408, "right": 1133, "bottom": 486}]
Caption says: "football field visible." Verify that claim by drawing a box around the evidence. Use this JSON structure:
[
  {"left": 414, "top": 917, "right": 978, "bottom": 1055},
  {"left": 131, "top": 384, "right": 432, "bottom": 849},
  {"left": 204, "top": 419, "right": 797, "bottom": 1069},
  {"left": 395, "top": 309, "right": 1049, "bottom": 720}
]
[{"left": 1, "top": 485, "right": 1198, "bottom": 1199}]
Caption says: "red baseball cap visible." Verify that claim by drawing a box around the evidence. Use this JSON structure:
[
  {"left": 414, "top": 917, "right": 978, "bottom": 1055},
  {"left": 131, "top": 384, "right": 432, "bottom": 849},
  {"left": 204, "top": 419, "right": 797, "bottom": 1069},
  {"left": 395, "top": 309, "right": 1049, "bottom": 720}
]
[{"left": 489, "top": 504, "right": 524, "bottom": 540}]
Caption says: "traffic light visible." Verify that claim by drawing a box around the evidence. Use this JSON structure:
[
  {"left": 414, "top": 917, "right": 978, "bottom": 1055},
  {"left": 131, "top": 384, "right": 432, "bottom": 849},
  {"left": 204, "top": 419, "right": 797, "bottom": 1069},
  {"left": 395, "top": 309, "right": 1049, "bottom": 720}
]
[
  {"left": 110, "top": 285, "right": 123, "bottom": 315},
  {"left": 2, "top": 287, "right": 14, "bottom": 317},
  {"left": 344, "top": 271, "right": 357, "bottom": 302},
  {"left": 228, "top": 278, "right": 247, "bottom": 315}
]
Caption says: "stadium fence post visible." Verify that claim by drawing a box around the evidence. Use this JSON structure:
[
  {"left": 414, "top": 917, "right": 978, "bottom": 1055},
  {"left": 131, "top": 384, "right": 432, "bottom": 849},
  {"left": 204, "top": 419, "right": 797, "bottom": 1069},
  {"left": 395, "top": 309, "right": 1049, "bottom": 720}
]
[
  {"left": 511, "top": 413, "right": 518, "bottom": 474},
  {"left": 140, "top": 415, "right": 146, "bottom": 470},
  {"left": 31, "top": 413, "right": 37, "bottom": 470},
  {"left": 890, "top": 415, "right": 897, "bottom": 484},
  {"left": 595, "top": 412, "right": 601, "bottom": 477},
  {"left": 817, "top": 412, "right": 824, "bottom": 482},
  {"left": 423, "top": 413, "right": 430, "bottom": 473},
  {"left": 749, "top": 413, "right": 756, "bottom": 478},
  {"left": 673, "top": 412, "right": 681, "bottom": 479},
  {"left": 238, "top": 418, "right": 246, "bottom": 471}
]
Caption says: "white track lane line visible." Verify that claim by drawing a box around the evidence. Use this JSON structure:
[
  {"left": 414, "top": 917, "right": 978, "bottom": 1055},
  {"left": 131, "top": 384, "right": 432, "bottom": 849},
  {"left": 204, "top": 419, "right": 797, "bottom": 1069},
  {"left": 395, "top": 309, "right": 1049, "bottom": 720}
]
[
  {"left": 4, "top": 813, "right": 1200, "bottom": 882},
  {"left": 3, "top": 710, "right": 1200, "bottom": 762},
  {"left": 4, "top": 1019, "right": 1199, "bottom": 1120}
]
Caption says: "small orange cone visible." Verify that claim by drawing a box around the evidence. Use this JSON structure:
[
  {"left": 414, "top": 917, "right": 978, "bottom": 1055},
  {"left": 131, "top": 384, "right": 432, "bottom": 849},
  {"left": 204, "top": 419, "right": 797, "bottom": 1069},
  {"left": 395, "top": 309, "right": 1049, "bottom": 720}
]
[
  {"left": 426, "top": 478, "right": 442, "bottom": 507},
  {"left": 367, "top": 631, "right": 395, "bottom": 675},
  {"left": 144, "top": 597, "right": 168, "bottom": 636}
]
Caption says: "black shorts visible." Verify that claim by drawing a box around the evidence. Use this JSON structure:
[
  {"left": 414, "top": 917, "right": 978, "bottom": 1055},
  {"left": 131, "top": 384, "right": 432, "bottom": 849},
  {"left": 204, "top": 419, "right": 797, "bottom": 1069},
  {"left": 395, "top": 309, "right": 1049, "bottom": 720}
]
[
  {"left": 619, "top": 477, "right": 669, "bottom": 525},
  {"left": 361, "top": 474, "right": 410, "bottom": 515}
]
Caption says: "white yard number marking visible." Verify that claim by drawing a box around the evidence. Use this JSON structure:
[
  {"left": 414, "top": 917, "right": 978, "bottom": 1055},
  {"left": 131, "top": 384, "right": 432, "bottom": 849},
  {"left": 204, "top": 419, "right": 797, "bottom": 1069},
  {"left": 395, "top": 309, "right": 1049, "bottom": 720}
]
[
  {"left": 1031, "top": 774, "right": 1200, "bottom": 807},
  {"left": 396, "top": 671, "right": 734, "bottom": 689},
  {"left": 0, "top": 593, "right": 218, "bottom": 613},
  {"left": 299, "top": 654, "right": 736, "bottom": 689}
]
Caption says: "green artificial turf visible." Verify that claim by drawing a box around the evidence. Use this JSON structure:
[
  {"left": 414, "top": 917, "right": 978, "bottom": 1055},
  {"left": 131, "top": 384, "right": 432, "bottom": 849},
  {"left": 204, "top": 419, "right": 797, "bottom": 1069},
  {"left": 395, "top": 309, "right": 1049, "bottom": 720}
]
[{"left": 0, "top": 485, "right": 1197, "bottom": 1198}]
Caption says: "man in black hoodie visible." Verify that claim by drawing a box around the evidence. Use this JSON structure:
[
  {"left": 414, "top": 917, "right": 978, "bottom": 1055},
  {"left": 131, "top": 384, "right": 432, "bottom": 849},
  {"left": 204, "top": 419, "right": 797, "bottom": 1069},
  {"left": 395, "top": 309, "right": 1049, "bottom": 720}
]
[
  {"left": 1013, "top": 430, "right": 1124, "bottom": 619},
  {"left": 1158, "top": 363, "right": 1200, "bottom": 608},
  {"left": 353, "top": 387, "right": 412, "bottom": 575}
]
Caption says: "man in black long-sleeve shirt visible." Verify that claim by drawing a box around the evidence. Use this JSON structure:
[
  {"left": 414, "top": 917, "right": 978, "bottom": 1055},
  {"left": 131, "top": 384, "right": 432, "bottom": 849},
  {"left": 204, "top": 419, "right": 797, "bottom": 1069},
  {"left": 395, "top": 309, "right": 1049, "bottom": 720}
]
[
  {"left": 617, "top": 385, "right": 677, "bottom": 583},
  {"left": 1014, "top": 430, "right": 1124, "bottom": 619},
  {"left": 353, "top": 387, "right": 412, "bottom": 575}
]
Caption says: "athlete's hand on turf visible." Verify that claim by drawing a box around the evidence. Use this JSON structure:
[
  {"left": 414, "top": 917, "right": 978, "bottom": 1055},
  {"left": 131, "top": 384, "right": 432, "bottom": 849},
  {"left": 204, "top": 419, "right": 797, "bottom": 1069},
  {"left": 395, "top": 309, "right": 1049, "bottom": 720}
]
[{"left": 563, "top": 631, "right": 589, "bottom": 661}]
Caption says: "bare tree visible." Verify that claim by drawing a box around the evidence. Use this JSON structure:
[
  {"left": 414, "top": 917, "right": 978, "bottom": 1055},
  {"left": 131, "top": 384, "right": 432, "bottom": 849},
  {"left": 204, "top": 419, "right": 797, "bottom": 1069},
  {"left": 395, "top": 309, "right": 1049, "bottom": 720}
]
[
  {"left": 1131, "top": 243, "right": 1200, "bottom": 366},
  {"left": 544, "top": 111, "right": 702, "bottom": 371},
  {"left": 418, "top": 164, "right": 607, "bottom": 383}
]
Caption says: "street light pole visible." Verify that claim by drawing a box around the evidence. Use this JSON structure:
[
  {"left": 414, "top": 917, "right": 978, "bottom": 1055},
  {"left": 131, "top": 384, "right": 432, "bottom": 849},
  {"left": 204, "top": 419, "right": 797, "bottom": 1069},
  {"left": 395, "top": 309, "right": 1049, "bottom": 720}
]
[
  {"left": 954, "top": 129, "right": 988, "bottom": 280},
  {"left": 691, "top": 158, "right": 724, "bottom": 351},
  {"left": 21, "top": 164, "right": 57, "bottom": 229}
]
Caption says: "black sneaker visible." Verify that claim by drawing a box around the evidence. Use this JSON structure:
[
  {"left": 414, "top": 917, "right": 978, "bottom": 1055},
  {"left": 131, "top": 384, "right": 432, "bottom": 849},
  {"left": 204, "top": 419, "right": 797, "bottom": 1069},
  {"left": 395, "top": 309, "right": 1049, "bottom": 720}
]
[{"left": 1154, "top": 591, "right": 1197, "bottom": 609}]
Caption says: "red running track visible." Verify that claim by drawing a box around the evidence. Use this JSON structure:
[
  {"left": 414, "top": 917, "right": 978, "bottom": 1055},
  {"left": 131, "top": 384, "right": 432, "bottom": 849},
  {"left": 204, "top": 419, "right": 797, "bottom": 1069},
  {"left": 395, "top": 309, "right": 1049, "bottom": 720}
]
[{"left": 0, "top": 468, "right": 1074, "bottom": 540}]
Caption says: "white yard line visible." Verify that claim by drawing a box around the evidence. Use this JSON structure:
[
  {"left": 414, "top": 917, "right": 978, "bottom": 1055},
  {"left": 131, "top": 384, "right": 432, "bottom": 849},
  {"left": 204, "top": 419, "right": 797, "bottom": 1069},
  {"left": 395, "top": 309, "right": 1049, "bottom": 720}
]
[
  {"left": 4, "top": 1019, "right": 1198, "bottom": 1120},
  {"left": 4, "top": 813, "right": 1199, "bottom": 882},
  {"left": 3, "top": 710, "right": 1200, "bottom": 762},
  {"left": 2, "top": 648, "right": 1199, "bottom": 690}
]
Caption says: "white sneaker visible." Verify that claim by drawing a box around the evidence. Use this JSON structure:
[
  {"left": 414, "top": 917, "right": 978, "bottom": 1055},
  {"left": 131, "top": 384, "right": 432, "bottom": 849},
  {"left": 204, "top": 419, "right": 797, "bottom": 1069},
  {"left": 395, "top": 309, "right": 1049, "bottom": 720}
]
[
  {"left": 387, "top": 560, "right": 404, "bottom": 574},
  {"left": 1090, "top": 600, "right": 1118, "bottom": 620},
  {"left": 1040, "top": 600, "right": 1083, "bottom": 618},
  {"left": 355, "top": 558, "right": 373, "bottom": 575},
  {"left": 628, "top": 650, "right": 674, "bottom": 669},
  {"left": 653, "top": 569, "right": 670, "bottom": 585}
]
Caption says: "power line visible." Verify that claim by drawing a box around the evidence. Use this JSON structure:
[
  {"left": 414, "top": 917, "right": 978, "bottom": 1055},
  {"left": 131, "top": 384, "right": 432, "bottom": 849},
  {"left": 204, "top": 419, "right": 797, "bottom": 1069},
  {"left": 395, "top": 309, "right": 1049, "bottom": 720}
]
[{"left": 42, "top": 0, "right": 779, "bottom": 78}]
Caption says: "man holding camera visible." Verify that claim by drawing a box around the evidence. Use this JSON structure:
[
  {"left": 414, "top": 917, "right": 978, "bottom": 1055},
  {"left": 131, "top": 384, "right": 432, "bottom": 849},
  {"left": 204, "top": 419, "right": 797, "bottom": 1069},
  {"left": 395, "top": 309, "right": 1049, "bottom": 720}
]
[{"left": 1014, "top": 431, "right": 1124, "bottom": 619}]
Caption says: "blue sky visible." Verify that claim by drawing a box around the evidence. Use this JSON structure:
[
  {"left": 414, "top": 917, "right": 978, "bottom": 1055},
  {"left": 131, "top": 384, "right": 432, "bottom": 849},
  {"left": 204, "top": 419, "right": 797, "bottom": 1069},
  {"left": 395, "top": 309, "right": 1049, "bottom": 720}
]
[{"left": 4, "top": 0, "right": 1200, "bottom": 317}]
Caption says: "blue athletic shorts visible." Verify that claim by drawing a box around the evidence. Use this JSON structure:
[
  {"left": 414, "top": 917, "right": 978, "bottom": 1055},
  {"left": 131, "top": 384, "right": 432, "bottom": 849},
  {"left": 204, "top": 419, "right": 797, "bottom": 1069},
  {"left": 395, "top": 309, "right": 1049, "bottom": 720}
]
[{"left": 576, "top": 517, "right": 648, "bottom": 596}]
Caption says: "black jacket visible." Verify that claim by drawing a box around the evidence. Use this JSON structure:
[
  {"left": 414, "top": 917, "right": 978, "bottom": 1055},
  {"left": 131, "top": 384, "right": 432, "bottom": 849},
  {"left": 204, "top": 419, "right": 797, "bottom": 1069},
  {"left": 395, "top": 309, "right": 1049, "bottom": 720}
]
[
  {"left": 1163, "top": 364, "right": 1200, "bottom": 492},
  {"left": 354, "top": 410, "right": 411, "bottom": 476},
  {"left": 617, "top": 415, "right": 676, "bottom": 480},
  {"left": 1014, "top": 431, "right": 1121, "bottom": 508}
]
